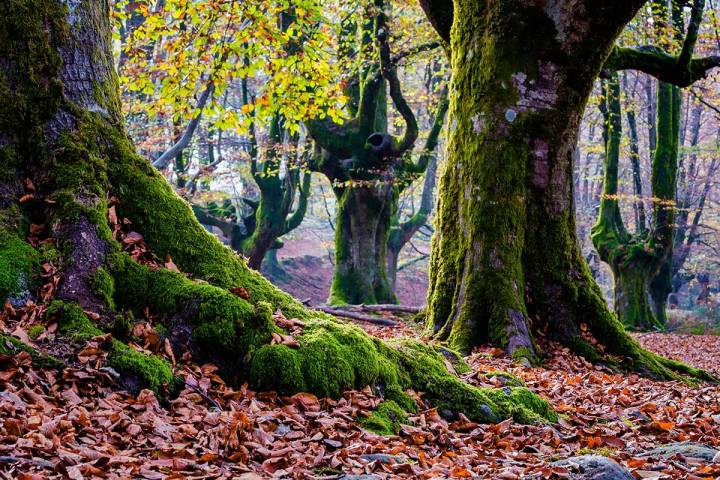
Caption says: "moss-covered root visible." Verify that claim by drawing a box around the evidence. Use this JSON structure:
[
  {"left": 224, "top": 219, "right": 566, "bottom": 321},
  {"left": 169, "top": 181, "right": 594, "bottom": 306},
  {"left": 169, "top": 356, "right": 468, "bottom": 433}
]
[
  {"left": 48, "top": 300, "right": 175, "bottom": 396},
  {"left": 0, "top": 334, "right": 62, "bottom": 369},
  {"left": 249, "top": 319, "right": 557, "bottom": 424},
  {"left": 573, "top": 287, "right": 715, "bottom": 383}
]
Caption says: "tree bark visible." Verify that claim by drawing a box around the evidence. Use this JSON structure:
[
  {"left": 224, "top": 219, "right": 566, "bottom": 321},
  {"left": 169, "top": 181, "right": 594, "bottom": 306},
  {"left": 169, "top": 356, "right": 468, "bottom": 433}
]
[{"left": 331, "top": 185, "right": 395, "bottom": 304}]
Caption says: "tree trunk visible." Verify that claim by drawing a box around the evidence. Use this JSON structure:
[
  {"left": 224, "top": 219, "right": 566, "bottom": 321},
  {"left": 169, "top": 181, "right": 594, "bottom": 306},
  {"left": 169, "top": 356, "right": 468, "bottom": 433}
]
[
  {"left": 330, "top": 185, "right": 395, "bottom": 305},
  {"left": 420, "top": 0, "right": 710, "bottom": 380},
  {"left": 0, "top": 0, "right": 566, "bottom": 421},
  {"left": 614, "top": 266, "right": 659, "bottom": 331}
]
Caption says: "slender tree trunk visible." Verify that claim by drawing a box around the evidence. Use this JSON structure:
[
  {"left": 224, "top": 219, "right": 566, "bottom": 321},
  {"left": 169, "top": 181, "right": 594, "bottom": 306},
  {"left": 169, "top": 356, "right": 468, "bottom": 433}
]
[{"left": 330, "top": 185, "right": 395, "bottom": 305}]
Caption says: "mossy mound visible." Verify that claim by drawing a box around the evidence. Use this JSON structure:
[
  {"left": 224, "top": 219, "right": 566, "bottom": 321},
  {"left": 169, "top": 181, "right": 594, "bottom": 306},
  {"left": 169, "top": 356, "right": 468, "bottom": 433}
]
[
  {"left": 249, "top": 318, "right": 556, "bottom": 424},
  {"left": 0, "top": 334, "right": 62, "bottom": 369}
]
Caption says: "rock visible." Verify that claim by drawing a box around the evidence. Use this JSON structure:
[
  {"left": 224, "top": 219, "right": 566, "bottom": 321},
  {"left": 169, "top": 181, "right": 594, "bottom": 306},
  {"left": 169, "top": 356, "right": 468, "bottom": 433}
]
[
  {"left": 360, "top": 453, "right": 407, "bottom": 464},
  {"left": 642, "top": 442, "right": 720, "bottom": 462},
  {"left": 323, "top": 438, "right": 342, "bottom": 449},
  {"left": 552, "top": 455, "right": 634, "bottom": 480}
]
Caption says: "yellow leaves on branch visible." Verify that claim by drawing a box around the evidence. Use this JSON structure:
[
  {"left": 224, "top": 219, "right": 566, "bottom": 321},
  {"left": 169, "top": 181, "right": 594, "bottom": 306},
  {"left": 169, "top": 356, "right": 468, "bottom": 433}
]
[{"left": 114, "top": 0, "right": 346, "bottom": 135}]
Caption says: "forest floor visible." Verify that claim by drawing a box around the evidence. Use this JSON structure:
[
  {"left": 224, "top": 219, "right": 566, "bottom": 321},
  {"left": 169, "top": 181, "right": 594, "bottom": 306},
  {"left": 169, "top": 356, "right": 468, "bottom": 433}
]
[{"left": 1, "top": 312, "right": 719, "bottom": 479}]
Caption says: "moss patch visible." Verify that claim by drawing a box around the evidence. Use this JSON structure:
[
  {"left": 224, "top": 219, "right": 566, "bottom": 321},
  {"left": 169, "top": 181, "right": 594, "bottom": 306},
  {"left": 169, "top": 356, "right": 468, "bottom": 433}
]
[
  {"left": 0, "top": 334, "right": 61, "bottom": 369},
  {"left": 90, "top": 267, "right": 115, "bottom": 310},
  {"left": 0, "top": 232, "right": 39, "bottom": 302},
  {"left": 361, "top": 400, "right": 408, "bottom": 435},
  {"left": 48, "top": 300, "right": 174, "bottom": 395}
]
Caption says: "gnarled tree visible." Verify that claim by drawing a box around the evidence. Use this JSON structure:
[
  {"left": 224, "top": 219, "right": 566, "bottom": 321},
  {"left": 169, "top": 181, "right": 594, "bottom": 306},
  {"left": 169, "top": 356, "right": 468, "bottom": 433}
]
[
  {"left": 419, "top": 0, "right": 717, "bottom": 378},
  {"left": 307, "top": 0, "right": 443, "bottom": 305}
]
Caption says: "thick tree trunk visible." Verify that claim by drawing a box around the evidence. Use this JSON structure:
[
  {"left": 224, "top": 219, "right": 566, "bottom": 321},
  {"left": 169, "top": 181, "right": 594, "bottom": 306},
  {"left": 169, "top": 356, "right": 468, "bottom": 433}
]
[
  {"left": 330, "top": 185, "right": 395, "bottom": 305},
  {"left": 428, "top": 1, "right": 621, "bottom": 357}
]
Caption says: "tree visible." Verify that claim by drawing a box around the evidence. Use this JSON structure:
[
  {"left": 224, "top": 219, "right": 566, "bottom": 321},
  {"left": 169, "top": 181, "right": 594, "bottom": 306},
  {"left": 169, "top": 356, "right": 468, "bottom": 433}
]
[
  {"left": 593, "top": 0, "right": 712, "bottom": 330},
  {"left": 306, "top": 0, "right": 444, "bottom": 305},
  {"left": 419, "top": 0, "right": 717, "bottom": 378},
  {"left": 0, "top": 0, "right": 556, "bottom": 424}
]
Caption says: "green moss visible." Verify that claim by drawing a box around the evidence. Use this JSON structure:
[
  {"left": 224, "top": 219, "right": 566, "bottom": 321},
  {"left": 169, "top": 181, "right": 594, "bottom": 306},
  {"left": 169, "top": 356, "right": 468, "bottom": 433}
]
[
  {"left": 248, "top": 318, "right": 555, "bottom": 424},
  {"left": 107, "top": 340, "right": 174, "bottom": 396},
  {"left": 0, "top": 232, "right": 39, "bottom": 302},
  {"left": 109, "top": 253, "right": 276, "bottom": 369},
  {"left": 48, "top": 300, "right": 175, "bottom": 394},
  {"left": 0, "top": 333, "right": 61, "bottom": 369},
  {"left": 383, "top": 383, "right": 417, "bottom": 413},
  {"left": 576, "top": 447, "right": 616, "bottom": 457},
  {"left": 361, "top": 400, "right": 408, "bottom": 435},
  {"left": 90, "top": 267, "right": 115, "bottom": 310},
  {"left": 28, "top": 325, "right": 44, "bottom": 340},
  {"left": 49, "top": 300, "right": 102, "bottom": 340}
]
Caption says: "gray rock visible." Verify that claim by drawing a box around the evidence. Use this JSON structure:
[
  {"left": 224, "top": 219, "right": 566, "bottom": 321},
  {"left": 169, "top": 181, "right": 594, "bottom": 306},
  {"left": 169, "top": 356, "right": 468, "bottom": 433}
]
[
  {"left": 552, "top": 455, "right": 634, "bottom": 480},
  {"left": 360, "top": 453, "right": 407, "bottom": 464},
  {"left": 642, "top": 442, "right": 720, "bottom": 462}
]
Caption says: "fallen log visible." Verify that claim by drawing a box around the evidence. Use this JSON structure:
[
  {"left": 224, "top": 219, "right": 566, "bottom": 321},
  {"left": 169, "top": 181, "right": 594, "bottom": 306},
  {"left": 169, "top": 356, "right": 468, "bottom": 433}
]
[{"left": 316, "top": 306, "right": 399, "bottom": 327}]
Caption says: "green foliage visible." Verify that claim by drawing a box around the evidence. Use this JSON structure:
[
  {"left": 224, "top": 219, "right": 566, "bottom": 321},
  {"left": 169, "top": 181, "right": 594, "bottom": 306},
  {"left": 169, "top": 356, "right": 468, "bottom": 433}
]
[{"left": 115, "top": 0, "right": 345, "bottom": 135}]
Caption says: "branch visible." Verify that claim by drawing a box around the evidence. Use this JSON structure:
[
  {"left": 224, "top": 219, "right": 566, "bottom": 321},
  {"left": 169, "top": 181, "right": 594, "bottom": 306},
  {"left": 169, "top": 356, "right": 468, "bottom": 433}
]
[
  {"left": 405, "top": 85, "right": 449, "bottom": 174},
  {"left": 604, "top": 46, "right": 720, "bottom": 88},
  {"left": 284, "top": 171, "right": 312, "bottom": 233},
  {"left": 391, "top": 41, "right": 441, "bottom": 65},
  {"left": 376, "top": 9, "right": 418, "bottom": 154},
  {"left": 153, "top": 83, "right": 214, "bottom": 169},
  {"left": 316, "top": 306, "right": 399, "bottom": 327},
  {"left": 418, "top": 0, "right": 452, "bottom": 45},
  {"left": 678, "top": 0, "right": 706, "bottom": 68}
]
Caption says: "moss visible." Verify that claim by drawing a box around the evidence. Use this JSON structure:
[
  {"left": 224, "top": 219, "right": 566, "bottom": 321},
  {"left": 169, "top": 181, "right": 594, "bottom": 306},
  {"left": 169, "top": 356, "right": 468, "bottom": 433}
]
[
  {"left": 90, "top": 267, "right": 115, "bottom": 310},
  {"left": 383, "top": 383, "right": 417, "bottom": 413},
  {"left": 0, "top": 333, "right": 62, "bottom": 369},
  {"left": 49, "top": 300, "right": 102, "bottom": 340},
  {"left": 109, "top": 253, "right": 276, "bottom": 367},
  {"left": 28, "top": 325, "right": 44, "bottom": 340},
  {"left": 48, "top": 300, "right": 175, "bottom": 394},
  {"left": 248, "top": 318, "right": 555, "bottom": 424},
  {"left": 361, "top": 400, "right": 408, "bottom": 435},
  {"left": 0, "top": 232, "right": 39, "bottom": 302},
  {"left": 576, "top": 447, "right": 616, "bottom": 457},
  {"left": 107, "top": 340, "right": 174, "bottom": 396}
]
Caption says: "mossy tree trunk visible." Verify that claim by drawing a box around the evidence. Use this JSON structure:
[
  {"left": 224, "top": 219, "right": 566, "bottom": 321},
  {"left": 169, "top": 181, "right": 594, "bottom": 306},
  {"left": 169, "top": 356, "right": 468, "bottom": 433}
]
[
  {"left": 307, "top": 0, "right": 445, "bottom": 305},
  {"left": 419, "top": 0, "right": 717, "bottom": 378},
  {"left": 591, "top": 74, "right": 673, "bottom": 331},
  {"left": 0, "top": 0, "right": 567, "bottom": 422}
]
